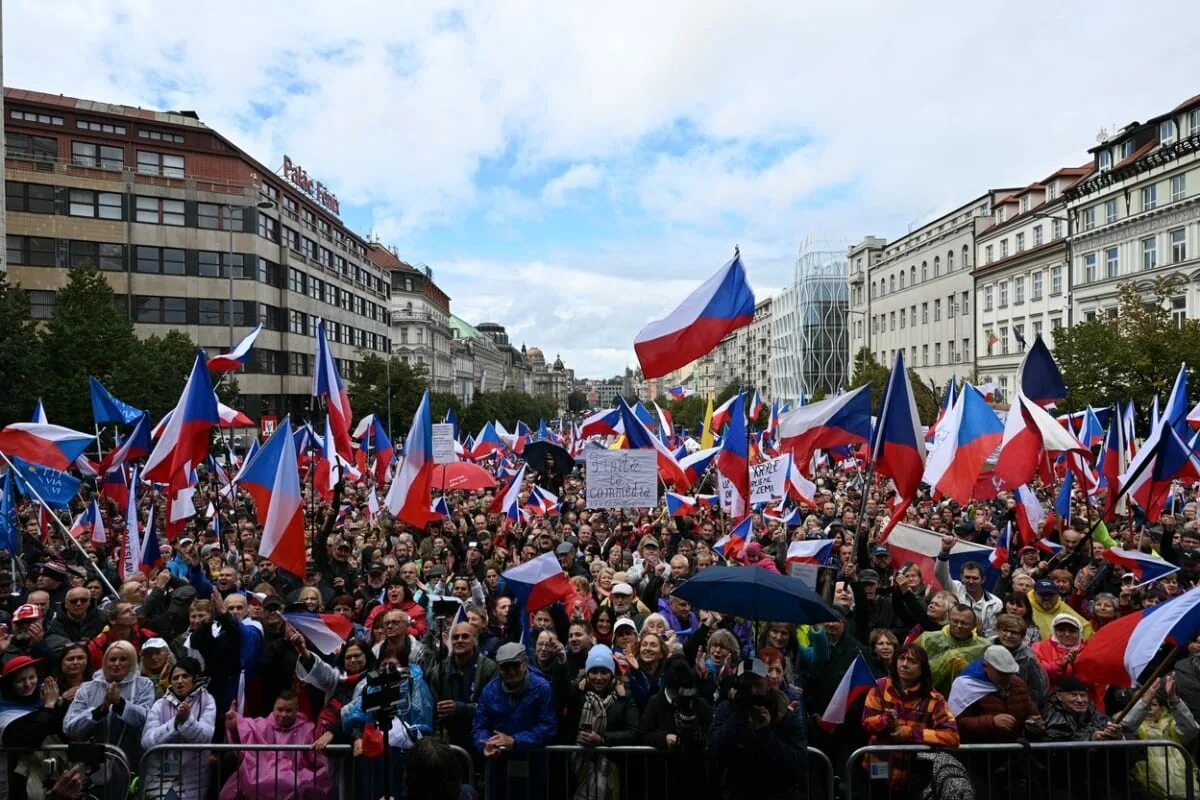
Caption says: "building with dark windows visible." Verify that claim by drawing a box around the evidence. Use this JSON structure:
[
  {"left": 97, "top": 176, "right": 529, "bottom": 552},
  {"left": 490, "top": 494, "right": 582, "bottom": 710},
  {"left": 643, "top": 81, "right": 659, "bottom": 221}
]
[
  {"left": 369, "top": 244, "right": 453, "bottom": 394},
  {"left": 2, "top": 87, "right": 391, "bottom": 425}
]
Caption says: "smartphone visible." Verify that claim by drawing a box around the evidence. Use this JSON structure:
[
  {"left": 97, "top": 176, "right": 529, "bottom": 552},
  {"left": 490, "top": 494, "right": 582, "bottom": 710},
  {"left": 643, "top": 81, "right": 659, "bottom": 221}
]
[{"left": 579, "top": 722, "right": 593, "bottom": 733}]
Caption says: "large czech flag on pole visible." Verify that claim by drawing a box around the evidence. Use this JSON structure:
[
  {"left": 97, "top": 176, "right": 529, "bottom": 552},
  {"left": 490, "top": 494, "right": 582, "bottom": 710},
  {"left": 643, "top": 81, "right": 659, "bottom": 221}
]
[
  {"left": 1075, "top": 585, "right": 1200, "bottom": 687},
  {"left": 144, "top": 353, "right": 219, "bottom": 489},
  {"left": 502, "top": 552, "right": 574, "bottom": 612},
  {"left": 244, "top": 418, "right": 306, "bottom": 578},
  {"left": 385, "top": 390, "right": 438, "bottom": 529},
  {"left": 0, "top": 423, "right": 94, "bottom": 471},
  {"left": 313, "top": 320, "right": 354, "bottom": 462},
  {"left": 716, "top": 392, "right": 750, "bottom": 518},
  {"left": 819, "top": 654, "right": 876, "bottom": 730},
  {"left": 634, "top": 249, "right": 756, "bottom": 380},
  {"left": 870, "top": 352, "right": 924, "bottom": 502},
  {"left": 994, "top": 392, "right": 1090, "bottom": 489},
  {"left": 777, "top": 385, "right": 871, "bottom": 474},
  {"left": 207, "top": 324, "right": 262, "bottom": 373},
  {"left": 921, "top": 384, "right": 1003, "bottom": 505}
]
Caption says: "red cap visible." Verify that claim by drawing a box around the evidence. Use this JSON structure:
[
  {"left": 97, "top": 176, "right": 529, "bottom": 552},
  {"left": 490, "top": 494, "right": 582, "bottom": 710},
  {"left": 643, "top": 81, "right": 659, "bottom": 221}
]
[
  {"left": 1, "top": 655, "right": 42, "bottom": 678},
  {"left": 12, "top": 604, "right": 42, "bottom": 622}
]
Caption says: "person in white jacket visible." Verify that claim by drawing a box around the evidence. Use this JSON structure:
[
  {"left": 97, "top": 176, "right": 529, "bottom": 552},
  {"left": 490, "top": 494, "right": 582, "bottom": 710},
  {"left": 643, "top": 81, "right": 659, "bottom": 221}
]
[
  {"left": 63, "top": 640, "right": 156, "bottom": 795},
  {"left": 140, "top": 657, "right": 217, "bottom": 800}
]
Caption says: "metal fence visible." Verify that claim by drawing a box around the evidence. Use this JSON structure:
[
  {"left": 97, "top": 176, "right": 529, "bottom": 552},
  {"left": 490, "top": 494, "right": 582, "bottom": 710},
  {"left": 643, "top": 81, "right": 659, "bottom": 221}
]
[
  {"left": 845, "top": 739, "right": 1200, "bottom": 800},
  {"left": 0, "top": 743, "right": 130, "bottom": 800},
  {"left": 481, "top": 744, "right": 834, "bottom": 800}
]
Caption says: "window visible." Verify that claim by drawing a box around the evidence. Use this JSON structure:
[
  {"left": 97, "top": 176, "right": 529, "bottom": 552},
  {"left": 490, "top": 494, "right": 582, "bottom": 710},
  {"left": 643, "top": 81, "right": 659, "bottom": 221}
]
[
  {"left": 136, "top": 296, "right": 160, "bottom": 323},
  {"left": 1162, "top": 120, "right": 1178, "bottom": 146},
  {"left": 6, "top": 133, "right": 57, "bottom": 162},
  {"left": 1084, "top": 207, "right": 1096, "bottom": 231},
  {"left": 1046, "top": 182, "right": 1057, "bottom": 201},
  {"left": 996, "top": 206, "right": 1006, "bottom": 223},
  {"left": 921, "top": 302, "right": 929, "bottom": 323},
  {"left": 921, "top": 261, "right": 928, "bottom": 281},
  {"left": 1033, "top": 320, "right": 1043, "bottom": 341},
  {"left": 6, "top": 235, "right": 55, "bottom": 267},
  {"left": 1053, "top": 218, "right": 1063, "bottom": 238},
  {"left": 1014, "top": 276, "right": 1025, "bottom": 305},
  {"left": 962, "top": 292, "right": 970, "bottom": 316},
  {"left": 137, "top": 128, "right": 185, "bottom": 144},
  {"left": 1051, "top": 265, "right": 1063, "bottom": 295},
  {"left": 1143, "top": 237, "right": 1158, "bottom": 270},
  {"left": 1000, "top": 327, "right": 1009, "bottom": 355},
  {"left": 998, "top": 281, "right": 1009, "bottom": 307},
  {"left": 135, "top": 196, "right": 184, "bottom": 225},
  {"left": 198, "top": 252, "right": 244, "bottom": 278},
  {"left": 922, "top": 344, "right": 928, "bottom": 366},
  {"left": 289, "top": 309, "right": 308, "bottom": 335},
  {"left": 985, "top": 245, "right": 994, "bottom": 263},
  {"left": 71, "top": 141, "right": 123, "bottom": 170},
  {"left": 6, "top": 181, "right": 55, "bottom": 214},
  {"left": 962, "top": 338, "right": 969, "bottom": 361},
  {"left": 935, "top": 343, "right": 942, "bottom": 364},
  {"left": 1122, "top": 140, "right": 1134, "bottom": 159},
  {"left": 1143, "top": 185, "right": 1158, "bottom": 211},
  {"left": 1033, "top": 225, "right": 1043, "bottom": 247},
  {"left": 1172, "top": 174, "right": 1187, "bottom": 202},
  {"left": 1021, "top": 195, "right": 1031, "bottom": 213},
  {"left": 1172, "top": 229, "right": 1187, "bottom": 264},
  {"left": 1191, "top": 110, "right": 1200, "bottom": 136},
  {"left": 136, "top": 150, "right": 185, "bottom": 178},
  {"left": 1084, "top": 253, "right": 1097, "bottom": 282},
  {"left": 282, "top": 227, "right": 300, "bottom": 251},
  {"left": 962, "top": 245, "right": 970, "bottom": 268},
  {"left": 76, "top": 119, "right": 126, "bottom": 135},
  {"left": 1016, "top": 232, "right": 1025, "bottom": 252},
  {"left": 889, "top": 312, "right": 895, "bottom": 331},
  {"left": 1173, "top": 297, "right": 1187, "bottom": 329},
  {"left": 899, "top": 308, "right": 906, "bottom": 329},
  {"left": 288, "top": 267, "right": 305, "bottom": 294},
  {"left": 911, "top": 305, "right": 917, "bottom": 325},
  {"left": 889, "top": 275, "right": 895, "bottom": 293},
  {"left": 198, "top": 299, "right": 222, "bottom": 326},
  {"left": 934, "top": 256, "right": 941, "bottom": 276},
  {"left": 947, "top": 250, "right": 955, "bottom": 272},
  {"left": 1106, "top": 247, "right": 1119, "bottom": 279},
  {"left": 10, "top": 109, "right": 63, "bottom": 126},
  {"left": 69, "top": 241, "right": 124, "bottom": 271},
  {"left": 28, "top": 290, "right": 56, "bottom": 319},
  {"left": 1032, "top": 271, "right": 1044, "bottom": 300},
  {"left": 198, "top": 203, "right": 243, "bottom": 230},
  {"left": 1105, "top": 199, "right": 1117, "bottom": 225},
  {"left": 69, "top": 189, "right": 123, "bottom": 219},
  {"left": 1000, "top": 240, "right": 1009, "bottom": 258},
  {"left": 135, "top": 246, "right": 185, "bottom": 275},
  {"left": 258, "top": 213, "right": 279, "bottom": 242}
]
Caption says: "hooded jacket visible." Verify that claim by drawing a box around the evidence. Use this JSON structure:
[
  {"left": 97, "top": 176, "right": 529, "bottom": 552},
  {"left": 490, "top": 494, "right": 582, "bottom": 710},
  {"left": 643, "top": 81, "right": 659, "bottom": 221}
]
[
  {"left": 140, "top": 686, "right": 217, "bottom": 800},
  {"left": 63, "top": 668, "right": 156, "bottom": 765},
  {"left": 1027, "top": 591, "right": 1093, "bottom": 641}
]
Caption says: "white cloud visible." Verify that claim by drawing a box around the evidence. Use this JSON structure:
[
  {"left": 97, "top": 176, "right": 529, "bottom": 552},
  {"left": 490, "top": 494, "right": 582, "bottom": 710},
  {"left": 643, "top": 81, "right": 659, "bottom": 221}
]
[
  {"left": 541, "top": 163, "right": 603, "bottom": 206},
  {"left": 8, "top": 1, "right": 1200, "bottom": 376}
]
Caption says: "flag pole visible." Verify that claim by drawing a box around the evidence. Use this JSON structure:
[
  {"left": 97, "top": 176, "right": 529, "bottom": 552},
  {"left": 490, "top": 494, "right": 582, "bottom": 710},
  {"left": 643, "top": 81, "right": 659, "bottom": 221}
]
[
  {"left": 94, "top": 424, "right": 105, "bottom": 463},
  {"left": 1112, "top": 643, "right": 1185, "bottom": 724},
  {"left": 0, "top": 451, "right": 120, "bottom": 599}
]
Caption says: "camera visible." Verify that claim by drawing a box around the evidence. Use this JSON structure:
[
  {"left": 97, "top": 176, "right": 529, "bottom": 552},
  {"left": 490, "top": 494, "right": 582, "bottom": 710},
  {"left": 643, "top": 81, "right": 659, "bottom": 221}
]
[
  {"left": 672, "top": 687, "right": 705, "bottom": 753},
  {"left": 362, "top": 663, "right": 413, "bottom": 716}
]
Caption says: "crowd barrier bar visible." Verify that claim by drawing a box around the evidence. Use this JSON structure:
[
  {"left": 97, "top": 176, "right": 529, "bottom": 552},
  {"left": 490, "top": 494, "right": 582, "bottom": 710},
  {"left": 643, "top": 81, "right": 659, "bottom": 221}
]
[
  {"left": 845, "top": 738, "right": 1199, "bottom": 800},
  {"left": 482, "top": 743, "right": 834, "bottom": 800}
]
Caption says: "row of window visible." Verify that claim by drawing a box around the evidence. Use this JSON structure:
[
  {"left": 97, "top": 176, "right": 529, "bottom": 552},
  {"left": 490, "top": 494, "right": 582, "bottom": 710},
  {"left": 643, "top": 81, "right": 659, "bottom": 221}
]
[
  {"left": 870, "top": 291, "right": 972, "bottom": 335},
  {"left": 871, "top": 246, "right": 972, "bottom": 300},
  {"left": 878, "top": 340, "right": 973, "bottom": 368},
  {"left": 984, "top": 219, "right": 1063, "bottom": 264},
  {"left": 1081, "top": 229, "right": 1190, "bottom": 283},
  {"left": 1080, "top": 174, "right": 1188, "bottom": 231},
  {"left": 981, "top": 266, "right": 1063, "bottom": 311},
  {"left": 984, "top": 319, "right": 1060, "bottom": 356}
]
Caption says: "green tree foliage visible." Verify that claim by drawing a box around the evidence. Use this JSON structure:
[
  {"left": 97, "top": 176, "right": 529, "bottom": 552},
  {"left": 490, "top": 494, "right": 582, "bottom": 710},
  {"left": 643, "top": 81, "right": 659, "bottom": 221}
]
[
  {"left": 848, "top": 347, "right": 940, "bottom": 425},
  {"left": 347, "top": 353, "right": 430, "bottom": 430},
  {"left": 566, "top": 391, "right": 589, "bottom": 413},
  {"left": 659, "top": 394, "right": 709, "bottom": 433},
  {"left": 114, "top": 330, "right": 206, "bottom": 421},
  {"left": 0, "top": 273, "right": 44, "bottom": 426},
  {"left": 460, "top": 391, "right": 558, "bottom": 437},
  {"left": 1055, "top": 277, "right": 1200, "bottom": 420},
  {"left": 39, "top": 262, "right": 138, "bottom": 429}
]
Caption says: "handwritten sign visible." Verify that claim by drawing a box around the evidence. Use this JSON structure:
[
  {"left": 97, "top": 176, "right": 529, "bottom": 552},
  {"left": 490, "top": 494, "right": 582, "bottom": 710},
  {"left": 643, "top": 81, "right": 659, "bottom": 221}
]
[
  {"left": 585, "top": 449, "right": 657, "bottom": 509},
  {"left": 750, "top": 454, "right": 791, "bottom": 504},
  {"left": 431, "top": 423, "right": 456, "bottom": 465}
]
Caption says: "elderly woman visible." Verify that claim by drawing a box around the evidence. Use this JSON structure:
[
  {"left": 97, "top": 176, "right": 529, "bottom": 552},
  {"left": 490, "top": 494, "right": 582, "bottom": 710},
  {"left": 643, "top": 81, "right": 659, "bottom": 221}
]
[
  {"left": 64, "top": 640, "right": 156, "bottom": 794},
  {"left": 140, "top": 657, "right": 217, "bottom": 800}
]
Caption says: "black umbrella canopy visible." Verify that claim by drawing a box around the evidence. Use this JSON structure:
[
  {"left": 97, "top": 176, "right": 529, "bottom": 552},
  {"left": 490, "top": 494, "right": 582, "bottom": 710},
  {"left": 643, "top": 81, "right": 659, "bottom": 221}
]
[
  {"left": 522, "top": 440, "right": 575, "bottom": 478},
  {"left": 671, "top": 565, "right": 839, "bottom": 625}
]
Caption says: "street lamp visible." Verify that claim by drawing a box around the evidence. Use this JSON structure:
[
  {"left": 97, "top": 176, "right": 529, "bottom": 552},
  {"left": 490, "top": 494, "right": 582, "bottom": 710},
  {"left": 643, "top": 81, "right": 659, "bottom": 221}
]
[{"left": 224, "top": 200, "right": 277, "bottom": 350}]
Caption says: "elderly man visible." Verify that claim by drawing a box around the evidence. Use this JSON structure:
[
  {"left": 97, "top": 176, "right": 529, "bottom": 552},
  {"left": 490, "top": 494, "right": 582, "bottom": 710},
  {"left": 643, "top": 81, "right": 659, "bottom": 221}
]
[
  {"left": 45, "top": 585, "right": 105, "bottom": 655},
  {"left": 372, "top": 608, "right": 431, "bottom": 673},
  {"left": 1042, "top": 675, "right": 1124, "bottom": 741},
  {"left": 473, "top": 642, "right": 556, "bottom": 800},
  {"left": 916, "top": 605, "right": 991, "bottom": 694},
  {"left": 427, "top": 622, "right": 497, "bottom": 756},
  {"left": 608, "top": 582, "right": 649, "bottom": 627},
  {"left": 950, "top": 646, "right": 1043, "bottom": 742},
  {"left": 1029, "top": 578, "right": 1092, "bottom": 641}
]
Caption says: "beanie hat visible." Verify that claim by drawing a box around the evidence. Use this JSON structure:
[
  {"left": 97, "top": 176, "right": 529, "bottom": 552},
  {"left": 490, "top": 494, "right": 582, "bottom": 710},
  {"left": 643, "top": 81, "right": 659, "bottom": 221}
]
[{"left": 585, "top": 643, "right": 615, "bottom": 673}]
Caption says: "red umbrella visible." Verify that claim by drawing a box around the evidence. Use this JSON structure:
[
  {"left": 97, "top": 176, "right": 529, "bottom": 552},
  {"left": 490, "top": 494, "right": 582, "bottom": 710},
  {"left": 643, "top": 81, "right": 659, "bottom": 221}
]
[{"left": 431, "top": 461, "right": 496, "bottom": 491}]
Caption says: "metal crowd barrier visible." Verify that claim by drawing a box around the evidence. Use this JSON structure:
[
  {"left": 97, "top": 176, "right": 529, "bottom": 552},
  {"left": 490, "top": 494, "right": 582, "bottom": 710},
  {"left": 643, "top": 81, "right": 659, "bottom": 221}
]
[
  {"left": 0, "top": 743, "right": 130, "bottom": 800},
  {"left": 481, "top": 744, "right": 834, "bottom": 800},
  {"left": 845, "top": 739, "right": 1200, "bottom": 800}
]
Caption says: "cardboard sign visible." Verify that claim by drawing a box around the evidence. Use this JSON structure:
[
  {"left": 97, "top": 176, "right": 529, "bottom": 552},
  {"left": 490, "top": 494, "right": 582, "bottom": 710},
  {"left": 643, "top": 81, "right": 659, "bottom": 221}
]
[
  {"left": 750, "top": 454, "right": 791, "bottom": 504},
  {"left": 431, "top": 423, "right": 457, "bottom": 465},
  {"left": 585, "top": 449, "right": 657, "bottom": 509}
]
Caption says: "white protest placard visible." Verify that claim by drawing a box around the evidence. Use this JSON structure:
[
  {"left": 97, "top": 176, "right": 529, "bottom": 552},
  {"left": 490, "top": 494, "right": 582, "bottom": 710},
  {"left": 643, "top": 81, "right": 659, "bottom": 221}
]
[
  {"left": 750, "top": 453, "right": 791, "bottom": 504},
  {"left": 585, "top": 449, "right": 657, "bottom": 509},
  {"left": 430, "top": 423, "right": 457, "bottom": 464}
]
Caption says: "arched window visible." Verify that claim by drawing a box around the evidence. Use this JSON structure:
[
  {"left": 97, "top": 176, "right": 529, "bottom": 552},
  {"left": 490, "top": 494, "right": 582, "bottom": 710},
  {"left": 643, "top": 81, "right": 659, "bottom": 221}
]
[
  {"left": 899, "top": 272, "right": 906, "bottom": 289},
  {"left": 934, "top": 256, "right": 941, "bottom": 276},
  {"left": 910, "top": 266, "right": 916, "bottom": 285},
  {"left": 947, "top": 249, "right": 955, "bottom": 271},
  {"left": 890, "top": 275, "right": 896, "bottom": 292},
  {"left": 921, "top": 261, "right": 928, "bottom": 281},
  {"left": 963, "top": 245, "right": 970, "bottom": 268}
]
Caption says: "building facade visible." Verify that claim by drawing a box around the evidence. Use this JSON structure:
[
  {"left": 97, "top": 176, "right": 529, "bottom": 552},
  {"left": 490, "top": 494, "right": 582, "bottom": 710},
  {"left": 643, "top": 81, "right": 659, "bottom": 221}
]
[
  {"left": 3, "top": 87, "right": 391, "bottom": 423},
  {"left": 370, "top": 245, "right": 453, "bottom": 394},
  {"left": 1066, "top": 94, "right": 1200, "bottom": 329},
  {"left": 448, "top": 316, "right": 506, "bottom": 401},
  {"left": 974, "top": 168, "right": 1089, "bottom": 397},
  {"left": 853, "top": 192, "right": 1014, "bottom": 389},
  {"left": 771, "top": 243, "right": 850, "bottom": 400}
]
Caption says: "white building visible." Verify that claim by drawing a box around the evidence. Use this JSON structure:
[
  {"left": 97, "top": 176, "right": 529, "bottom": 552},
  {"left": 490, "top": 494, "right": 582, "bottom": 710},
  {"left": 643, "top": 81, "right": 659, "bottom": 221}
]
[
  {"left": 974, "top": 168, "right": 1089, "bottom": 397},
  {"left": 771, "top": 243, "right": 850, "bottom": 400},
  {"left": 1066, "top": 93, "right": 1200, "bottom": 328},
  {"left": 370, "top": 244, "right": 454, "bottom": 394}
]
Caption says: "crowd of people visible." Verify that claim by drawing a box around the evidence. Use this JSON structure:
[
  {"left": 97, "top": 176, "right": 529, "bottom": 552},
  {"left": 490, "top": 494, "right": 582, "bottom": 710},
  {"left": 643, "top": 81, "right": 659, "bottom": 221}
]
[{"left": 0, "top": 448, "right": 1198, "bottom": 800}]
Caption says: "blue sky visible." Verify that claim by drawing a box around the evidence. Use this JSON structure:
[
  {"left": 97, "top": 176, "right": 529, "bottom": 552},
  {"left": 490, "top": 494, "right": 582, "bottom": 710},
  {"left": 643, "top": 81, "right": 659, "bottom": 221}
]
[{"left": 8, "top": 2, "right": 1200, "bottom": 377}]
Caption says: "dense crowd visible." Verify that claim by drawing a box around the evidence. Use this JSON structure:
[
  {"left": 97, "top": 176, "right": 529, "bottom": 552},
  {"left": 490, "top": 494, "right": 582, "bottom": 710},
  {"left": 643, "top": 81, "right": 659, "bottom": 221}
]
[{"left": 0, "top": 453, "right": 1198, "bottom": 800}]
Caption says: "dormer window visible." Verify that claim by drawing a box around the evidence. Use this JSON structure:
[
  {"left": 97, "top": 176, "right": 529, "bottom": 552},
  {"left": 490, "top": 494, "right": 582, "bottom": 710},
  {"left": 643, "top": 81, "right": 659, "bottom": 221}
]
[
  {"left": 1121, "top": 140, "right": 1134, "bottom": 159},
  {"left": 1161, "top": 120, "right": 1178, "bottom": 146},
  {"left": 1046, "top": 182, "right": 1057, "bottom": 201},
  {"left": 996, "top": 206, "right": 1006, "bottom": 223},
  {"left": 1021, "top": 195, "right": 1031, "bottom": 213},
  {"left": 1099, "top": 150, "right": 1112, "bottom": 172}
]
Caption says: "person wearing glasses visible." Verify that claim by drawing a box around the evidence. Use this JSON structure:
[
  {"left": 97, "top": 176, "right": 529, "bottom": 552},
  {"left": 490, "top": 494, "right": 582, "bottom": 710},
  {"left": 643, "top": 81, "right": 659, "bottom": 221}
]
[
  {"left": 427, "top": 622, "right": 497, "bottom": 760},
  {"left": 45, "top": 588, "right": 104, "bottom": 657}
]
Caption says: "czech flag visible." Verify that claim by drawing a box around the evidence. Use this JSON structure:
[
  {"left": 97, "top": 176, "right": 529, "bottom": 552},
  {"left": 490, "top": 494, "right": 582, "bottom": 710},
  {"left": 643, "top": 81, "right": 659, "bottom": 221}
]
[
  {"left": 313, "top": 320, "right": 354, "bottom": 461},
  {"left": 282, "top": 611, "right": 354, "bottom": 655},
  {"left": 243, "top": 418, "right": 306, "bottom": 578},
  {"left": 665, "top": 492, "right": 700, "bottom": 517},
  {"left": 101, "top": 466, "right": 130, "bottom": 512},
  {"left": 488, "top": 464, "right": 527, "bottom": 527},
  {"left": 818, "top": 654, "right": 876, "bottom": 730},
  {"left": 430, "top": 495, "right": 451, "bottom": 519},
  {"left": 748, "top": 389, "right": 765, "bottom": 420},
  {"left": 217, "top": 402, "right": 255, "bottom": 429},
  {"left": 1075, "top": 585, "right": 1200, "bottom": 687},
  {"left": 714, "top": 516, "right": 753, "bottom": 562},
  {"left": 1036, "top": 537, "right": 1064, "bottom": 556},
  {"left": 365, "top": 416, "right": 394, "bottom": 484},
  {"left": 786, "top": 538, "right": 834, "bottom": 567},
  {"left": 618, "top": 398, "right": 691, "bottom": 489},
  {"left": 579, "top": 407, "right": 623, "bottom": 440},
  {"left": 921, "top": 384, "right": 1003, "bottom": 505},
  {"left": 666, "top": 385, "right": 694, "bottom": 400},
  {"left": 634, "top": 249, "right": 756, "bottom": 380},
  {"left": 870, "top": 352, "right": 925, "bottom": 502},
  {"left": 764, "top": 502, "right": 803, "bottom": 526},
  {"left": 165, "top": 472, "right": 197, "bottom": 541},
  {"left": 0, "top": 422, "right": 94, "bottom": 471},
  {"left": 1017, "top": 334, "right": 1067, "bottom": 407},
  {"left": 384, "top": 391, "right": 439, "bottom": 529},
  {"left": 716, "top": 392, "right": 750, "bottom": 518},
  {"left": 470, "top": 422, "right": 506, "bottom": 459},
  {"left": 926, "top": 379, "right": 958, "bottom": 442},
  {"left": 501, "top": 551, "right": 574, "bottom": 612},
  {"left": 710, "top": 393, "right": 741, "bottom": 436},
  {"left": 990, "top": 523, "right": 1013, "bottom": 570},
  {"left": 526, "top": 485, "right": 559, "bottom": 515},
  {"left": 994, "top": 392, "right": 1090, "bottom": 489},
  {"left": 144, "top": 352, "right": 219, "bottom": 489},
  {"left": 883, "top": 523, "right": 994, "bottom": 590},
  {"left": 1102, "top": 547, "right": 1180, "bottom": 587},
  {"left": 1013, "top": 484, "right": 1049, "bottom": 546},
  {"left": 207, "top": 324, "right": 262, "bottom": 373},
  {"left": 777, "top": 385, "right": 872, "bottom": 475},
  {"left": 314, "top": 416, "right": 342, "bottom": 503},
  {"left": 69, "top": 499, "right": 106, "bottom": 545},
  {"left": 98, "top": 414, "right": 151, "bottom": 473},
  {"left": 1117, "top": 421, "right": 1200, "bottom": 524},
  {"left": 680, "top": 446, "right": 720, "bottom": 485}
]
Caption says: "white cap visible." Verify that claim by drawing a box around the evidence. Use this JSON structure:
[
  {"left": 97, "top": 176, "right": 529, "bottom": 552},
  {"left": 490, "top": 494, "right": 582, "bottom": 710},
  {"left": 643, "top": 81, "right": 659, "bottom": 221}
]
[
  {"left": 141, "top": 638, "right": 169, "bottom": 651},
  {"left": 982, "top": 645, "right": 1019, "bottom": 674},
  {"left": 611, "top": 582, "right": 633, "bottom": 596}
]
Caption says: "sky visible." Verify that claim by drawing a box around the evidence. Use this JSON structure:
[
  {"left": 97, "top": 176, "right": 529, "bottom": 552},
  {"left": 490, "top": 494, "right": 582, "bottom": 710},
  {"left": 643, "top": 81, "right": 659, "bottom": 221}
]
[{"left": 8, "top": 2, "right": 1200, "bottom": 379}]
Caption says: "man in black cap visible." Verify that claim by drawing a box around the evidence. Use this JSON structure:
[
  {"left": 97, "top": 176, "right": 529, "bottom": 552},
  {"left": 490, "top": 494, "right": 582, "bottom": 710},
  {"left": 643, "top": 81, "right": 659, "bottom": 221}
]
[
  {"left": 149, "top": 584, "right": 196, "bottom": 641},
  {"left": 257, "top": 595, "right": 298, "bottom": 711},
  {"left": 555, "top": 541, "right": 588, "bottom": 579},
  {"left": 34, "top": 561, "right": 70, "bottom": 608},
  {"left": 253, "top": 557, "right": 300, "bottom": 599},
  {"left": 1042, "top": 675, "right": 1123, "bottom": 741},
  {"left": 868, "top": 545, "right": 894, "bottom": 591}
]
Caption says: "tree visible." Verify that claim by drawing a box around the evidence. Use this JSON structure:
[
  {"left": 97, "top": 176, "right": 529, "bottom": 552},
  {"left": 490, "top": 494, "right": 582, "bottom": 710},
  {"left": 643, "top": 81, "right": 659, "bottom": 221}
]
[
  {"left": 460, "top": 391, "right": 558, "bottom": 437},
  {"left": 566, "top": 391, "right": 589, "bottom": 413},
  {"left": 39, "top": 262, "right": 137, "bottom": 430},
  {"left": 848, "top": 347, "right": 940, "bottom": 424},
  {"left": 346, "top": 352, "right": 430, "bottom": 432},
  {"left": 0, "top": 273, "right": 44, "bottom": 426},
  {"left": 659, "top": 394, "right": 709, "bottom": 433},
  {"left": 114, "top": 330, "right": 208, "bottom": 421},
  {"left": 1055, "top": 277, "right": 1200, "bottom": 421}
]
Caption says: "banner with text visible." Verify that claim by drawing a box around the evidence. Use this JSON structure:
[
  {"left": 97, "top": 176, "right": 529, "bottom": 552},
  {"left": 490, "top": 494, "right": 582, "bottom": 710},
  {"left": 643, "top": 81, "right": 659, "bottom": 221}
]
[
  {"left": 750, "top": 453, "right": 792, "bottom": 504},
  {"left": 586, "top": 449, "right": 657, "bottom": 509}
]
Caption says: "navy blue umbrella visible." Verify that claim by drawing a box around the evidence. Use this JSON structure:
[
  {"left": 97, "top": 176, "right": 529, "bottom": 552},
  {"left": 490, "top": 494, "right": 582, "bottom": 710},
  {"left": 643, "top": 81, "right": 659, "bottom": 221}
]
[{"left": 670, "top": 565, "right": 839, "bottom": 624}]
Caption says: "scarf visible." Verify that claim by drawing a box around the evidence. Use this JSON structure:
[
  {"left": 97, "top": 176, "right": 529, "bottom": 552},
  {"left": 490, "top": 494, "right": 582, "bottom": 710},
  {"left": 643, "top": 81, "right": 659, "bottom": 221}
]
[{"left": 579, "top": 689, "right": 616, "bottom": 739}]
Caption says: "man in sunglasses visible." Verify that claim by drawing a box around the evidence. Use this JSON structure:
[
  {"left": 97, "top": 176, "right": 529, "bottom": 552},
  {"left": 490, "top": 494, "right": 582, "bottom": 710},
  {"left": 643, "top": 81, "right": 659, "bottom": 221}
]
[
  {"left": 428, "top": 621, "right": 497, "bottom": 759},
  {"left": 45, "top": 586, "right": 105, "bottom": 656}
]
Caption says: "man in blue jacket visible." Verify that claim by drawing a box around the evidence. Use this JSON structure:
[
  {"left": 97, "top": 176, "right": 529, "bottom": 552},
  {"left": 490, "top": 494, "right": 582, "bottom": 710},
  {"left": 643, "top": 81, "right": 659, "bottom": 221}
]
[{"left": 473, "top": 642, "right": 556, "bottom": 800}]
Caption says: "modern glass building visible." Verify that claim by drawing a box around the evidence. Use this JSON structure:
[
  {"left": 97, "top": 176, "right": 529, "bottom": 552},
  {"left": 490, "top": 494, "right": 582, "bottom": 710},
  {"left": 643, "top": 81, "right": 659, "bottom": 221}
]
[{"left": 770, "top": 241, "right": 849, "bottom": 400}]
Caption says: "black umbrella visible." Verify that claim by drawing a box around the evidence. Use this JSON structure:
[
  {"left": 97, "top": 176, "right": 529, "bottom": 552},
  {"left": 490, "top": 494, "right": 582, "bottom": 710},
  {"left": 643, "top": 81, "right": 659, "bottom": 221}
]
[
  {"left": 671, "top": 566, "right": 839, "bottom": 625},
  {"left": 522, "top": 440, "right": 575, "bottom": 479}
]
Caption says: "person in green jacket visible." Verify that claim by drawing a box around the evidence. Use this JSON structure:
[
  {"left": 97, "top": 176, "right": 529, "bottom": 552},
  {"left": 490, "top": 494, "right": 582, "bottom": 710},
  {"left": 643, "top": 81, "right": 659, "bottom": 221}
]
[{"left": 915, "top": 605, "right": 990, "bottom": 695}]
